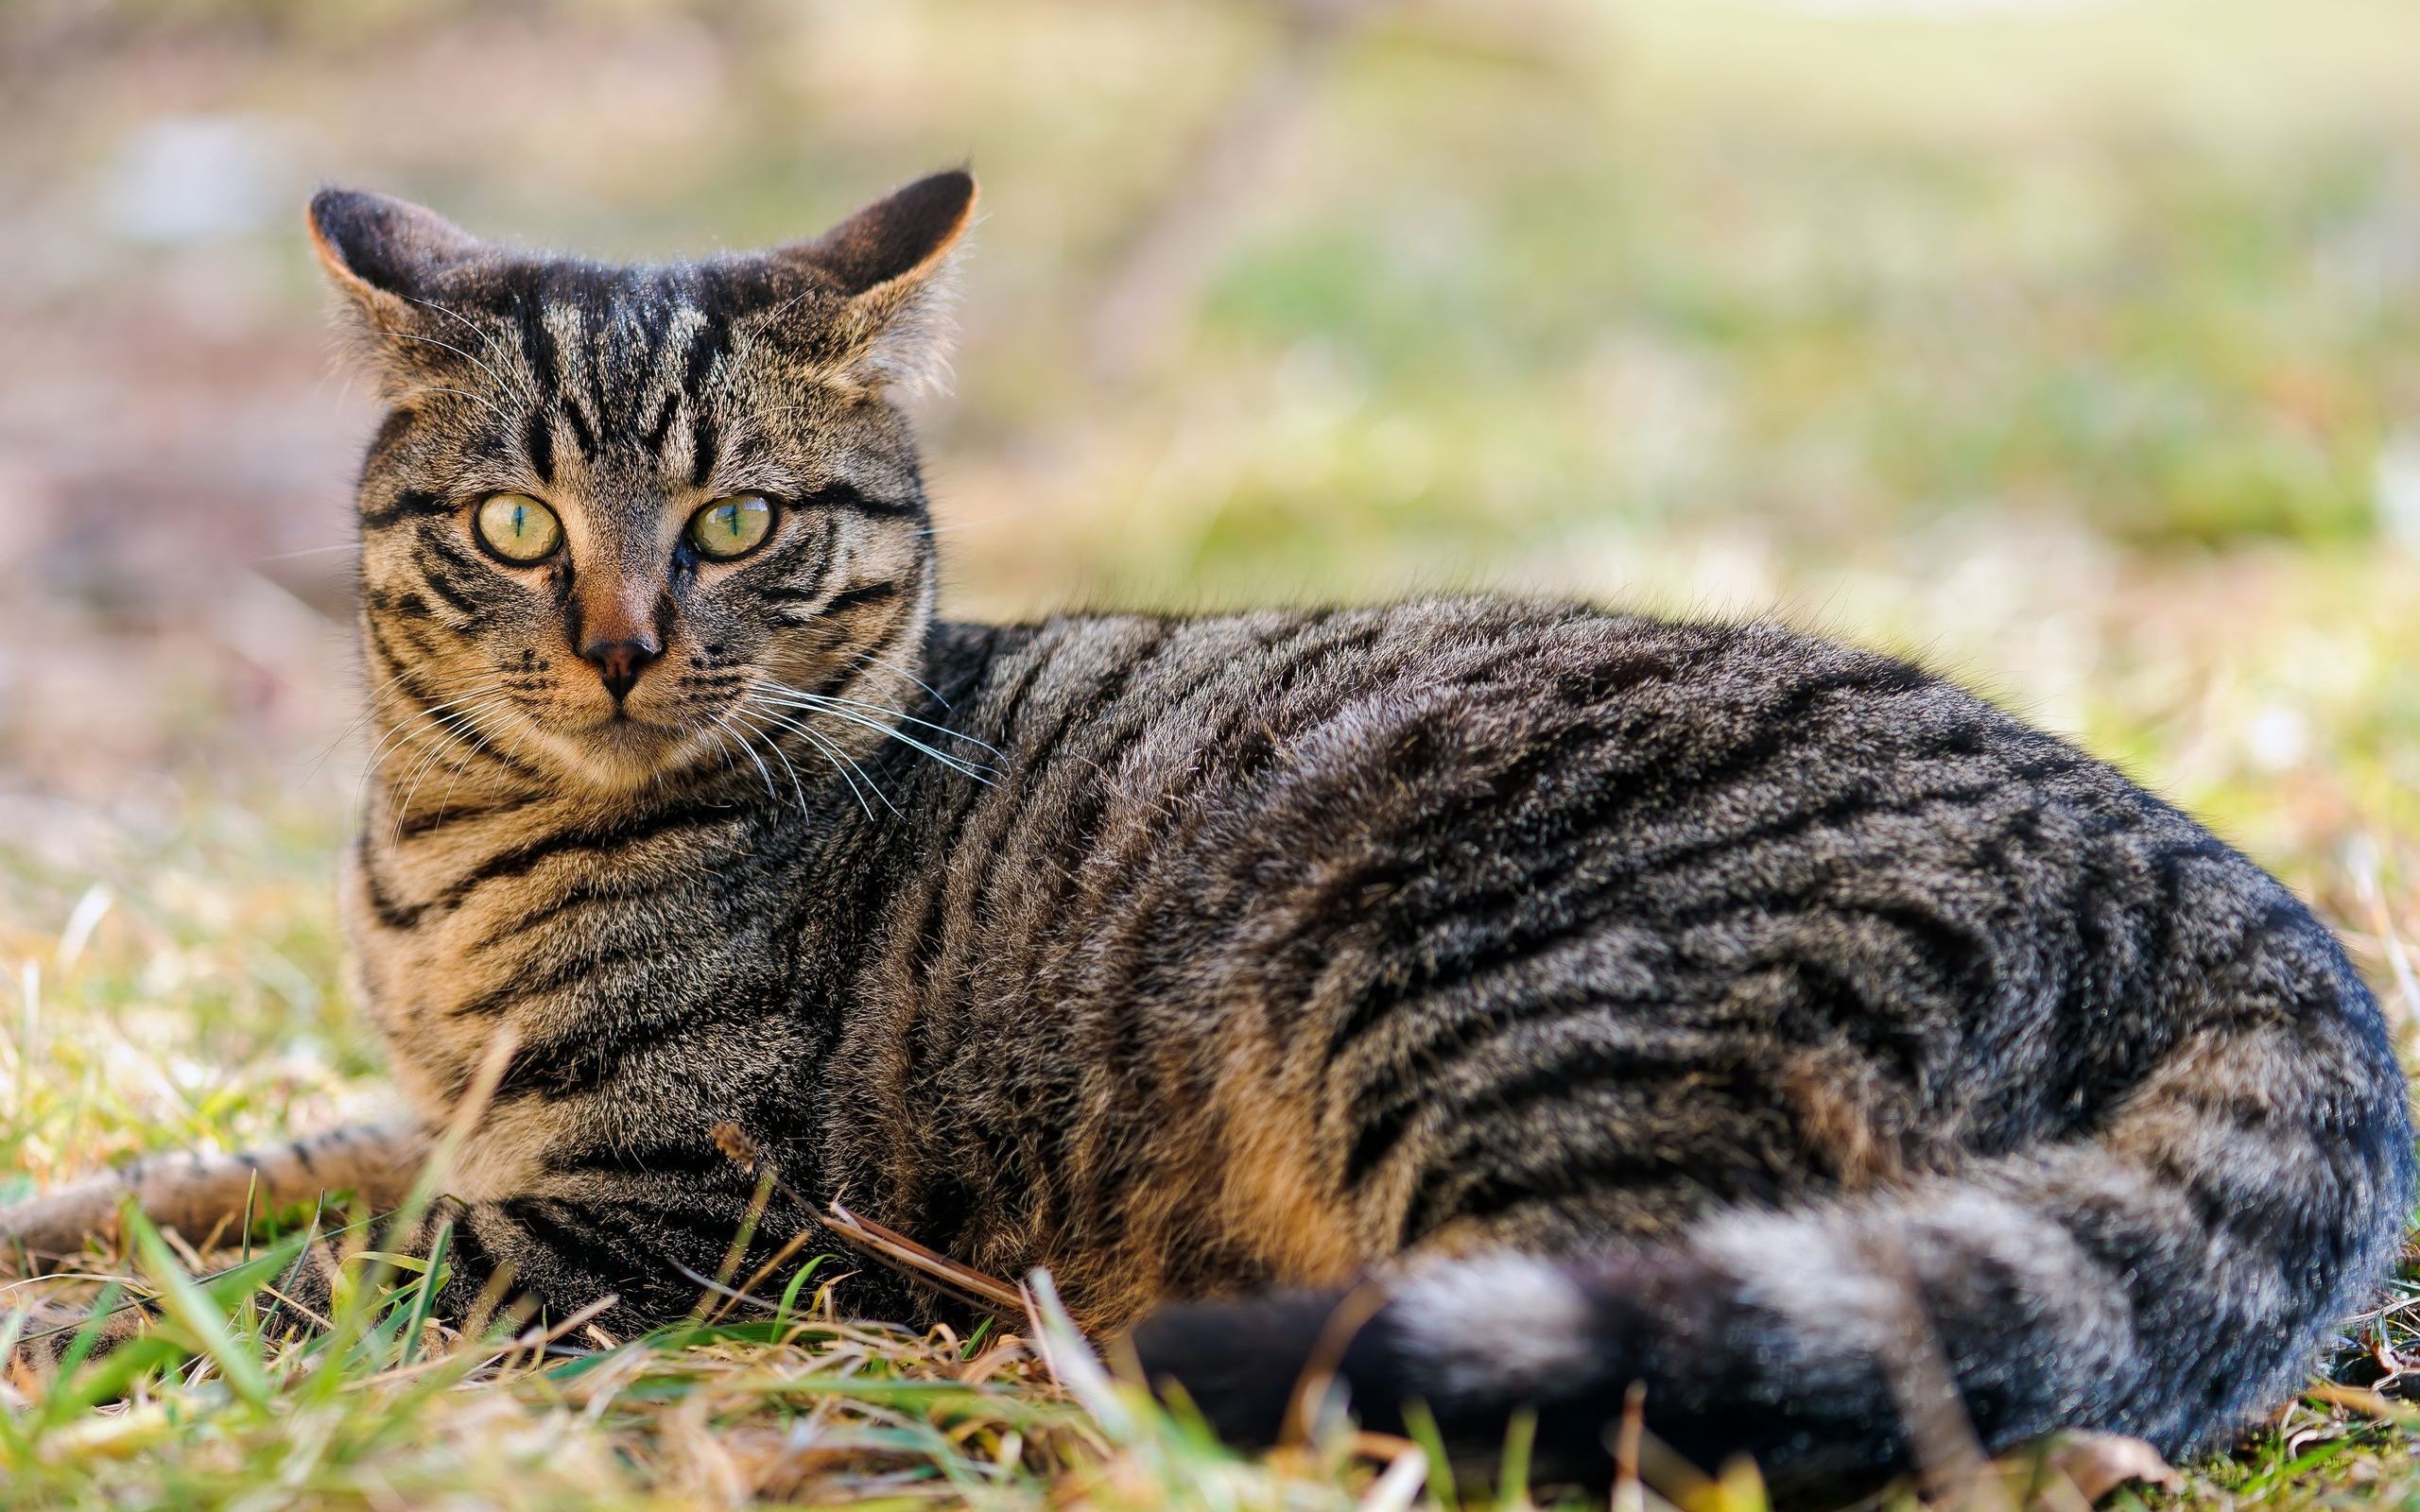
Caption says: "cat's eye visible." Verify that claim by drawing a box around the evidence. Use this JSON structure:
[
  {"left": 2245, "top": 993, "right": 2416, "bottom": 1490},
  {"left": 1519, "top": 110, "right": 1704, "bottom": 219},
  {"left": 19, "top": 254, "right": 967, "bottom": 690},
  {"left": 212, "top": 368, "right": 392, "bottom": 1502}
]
[
  {"left": 473, "top": 493, "right": 562, "bottom": 564},
  {"left": 686, "top": 493, "right": 775, "bottom": 560}
]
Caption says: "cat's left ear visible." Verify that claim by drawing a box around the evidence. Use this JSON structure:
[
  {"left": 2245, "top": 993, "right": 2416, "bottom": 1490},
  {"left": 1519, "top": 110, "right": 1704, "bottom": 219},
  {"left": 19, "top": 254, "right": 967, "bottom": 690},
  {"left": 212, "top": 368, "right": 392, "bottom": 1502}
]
[
  {"left": 753, "top": 168, "right": 977, "bottom": 394},
  {"left": 307, "top": 190, "right": 494, "bottom": 395},
  {"left": 308, "top": 189, "right": 489, "bottom": 331}
]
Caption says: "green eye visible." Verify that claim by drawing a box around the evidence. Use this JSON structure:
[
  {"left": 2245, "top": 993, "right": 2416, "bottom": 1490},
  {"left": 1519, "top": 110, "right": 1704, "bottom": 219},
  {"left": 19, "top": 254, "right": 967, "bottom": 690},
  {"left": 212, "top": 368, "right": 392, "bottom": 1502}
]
[
  {"left": 687, "top": 493, "right": 774, "bottom": 559},
  {"left": 473, "top": 493, "right": 562, "bottom": 563}
]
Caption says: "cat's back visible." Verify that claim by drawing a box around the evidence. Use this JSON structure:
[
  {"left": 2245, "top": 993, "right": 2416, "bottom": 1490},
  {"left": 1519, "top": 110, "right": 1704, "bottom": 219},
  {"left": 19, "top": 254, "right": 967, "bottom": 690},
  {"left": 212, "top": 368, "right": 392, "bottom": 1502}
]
[
  {"left": 923, "top": 594, "right": 2119, "bottom": 869},
  {"left": 885, "top": 594, "right": 2196, "bottom": 1046},
  {"left": 836, "top": 597, "right": 2241, "bottom": 1303}
]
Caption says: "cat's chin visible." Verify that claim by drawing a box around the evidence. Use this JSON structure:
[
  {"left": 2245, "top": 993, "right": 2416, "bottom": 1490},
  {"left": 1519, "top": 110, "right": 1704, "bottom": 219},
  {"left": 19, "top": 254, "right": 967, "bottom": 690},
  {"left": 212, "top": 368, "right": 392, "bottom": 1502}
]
[{"left": 528, "top": 715, "right": 720, "bottom": 794}]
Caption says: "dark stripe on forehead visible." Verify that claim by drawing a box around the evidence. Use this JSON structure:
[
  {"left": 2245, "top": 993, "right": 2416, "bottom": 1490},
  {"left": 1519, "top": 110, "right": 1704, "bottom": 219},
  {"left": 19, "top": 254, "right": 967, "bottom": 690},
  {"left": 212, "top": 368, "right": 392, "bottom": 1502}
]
[
  {"left": 510, "top": 276, "right": 560, "bottom": 404},
  {"left": 510, "top": 276, "right": 607, "bottom": 463},
  {"left": 524, "top": 409, "right": 556, "bottom": 485},
  {"left": 690, "top": 413, "right": 719, "bottom": 489},
  {"left": 562, "top": 397, "right": 597, "bottom": 457},
  {"left": 716, "top": 428, "right": 776, "bottom": 480},
  {"left": 457, "top": 424, "right": 520, "bottom": 469},
  {"left": 661, "top": 302, "right": 732, "bottom": 478},
  {"left": 585, "top": 310, "right": 614, "bottom": 455},
  {"left": 681, "top": 309, "right": 729, "bottom": 405},
  {"left": 643, "top": 389, "right": 679, "bottom": 454}
]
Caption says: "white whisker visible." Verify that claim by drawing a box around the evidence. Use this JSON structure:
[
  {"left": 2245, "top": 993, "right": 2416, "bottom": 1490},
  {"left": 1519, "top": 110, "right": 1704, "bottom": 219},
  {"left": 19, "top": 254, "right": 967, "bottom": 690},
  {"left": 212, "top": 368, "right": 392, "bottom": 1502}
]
[
  {"left": 744, "top": 696, "right": 891, "bottom": 819},
  {"left": 307, "top": 662, "right": 484, "bottom": 778},
  {"left": 709, "top": 708, "right": 781, "bottom": 806},
  {"left": 726, "top": 705, "right": 810, "bottom": 815},
  {"left": 410, "top": 384, "right": 522, "bottom": 430},
  {"left": 390, "top": 695, "right": 517, "bottom": 840},
  {"left": 846, "top": 649, "right": 951, "bottom": 710},
  {"left": 389, "top": 331, "right": 538, "bottom": 412},
  {"left": 257, "top": 542, "right": 362, "bottom": 561},
  {"left": 351, "top": 680, "right": 510, "bottom": 817},
  {"left": 753, "top": 693, "right": 997, "bottom": 782},
  {"left": 751, "top": 678, "right": 1002, "bottom": 760},
  {"left": 427, "top": 695, "right": 539, "bottom": 827},
  {"left": 394, "top": 293, "right": 537, "bottom": 385}
]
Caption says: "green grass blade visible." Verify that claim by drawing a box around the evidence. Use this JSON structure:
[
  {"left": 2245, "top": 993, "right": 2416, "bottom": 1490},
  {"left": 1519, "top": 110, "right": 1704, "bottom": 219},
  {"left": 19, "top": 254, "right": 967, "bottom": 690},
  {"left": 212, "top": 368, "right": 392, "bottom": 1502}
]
[
  {"left": 127, "top": 1208, "right": 275, "bottom": 1410},
  {"left": 401, "top": 1218, "right": 453, "bottom": 1366}
]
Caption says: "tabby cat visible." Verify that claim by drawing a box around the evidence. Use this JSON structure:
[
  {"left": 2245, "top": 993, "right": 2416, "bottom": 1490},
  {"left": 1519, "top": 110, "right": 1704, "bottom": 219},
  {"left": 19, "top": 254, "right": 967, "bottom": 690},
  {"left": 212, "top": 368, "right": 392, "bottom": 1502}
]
[{"left": 5, "top": 170, "right": 2411, "bottom": 1498}]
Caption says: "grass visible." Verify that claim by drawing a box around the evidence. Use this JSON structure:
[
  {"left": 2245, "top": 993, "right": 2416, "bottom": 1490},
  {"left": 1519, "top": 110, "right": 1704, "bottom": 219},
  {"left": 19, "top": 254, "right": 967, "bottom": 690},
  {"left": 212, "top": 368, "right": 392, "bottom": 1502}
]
[{"left": 4, "top": 0, "right": 2420, "bottom": 1506}]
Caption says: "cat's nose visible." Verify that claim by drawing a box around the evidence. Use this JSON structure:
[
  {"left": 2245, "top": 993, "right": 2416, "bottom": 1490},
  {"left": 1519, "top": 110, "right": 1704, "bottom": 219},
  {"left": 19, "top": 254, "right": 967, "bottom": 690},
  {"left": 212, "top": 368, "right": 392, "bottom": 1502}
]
[{"left": 581, "top": 636, "right": 662, "bottom": 703}]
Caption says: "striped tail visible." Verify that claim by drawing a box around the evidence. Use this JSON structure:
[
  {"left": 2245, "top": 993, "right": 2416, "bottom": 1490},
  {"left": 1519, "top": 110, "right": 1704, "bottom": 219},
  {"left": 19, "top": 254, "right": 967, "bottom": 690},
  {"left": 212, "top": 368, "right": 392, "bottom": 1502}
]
[{"left": 1132, "top": 965, "right": 2413, "bottom": 1499}]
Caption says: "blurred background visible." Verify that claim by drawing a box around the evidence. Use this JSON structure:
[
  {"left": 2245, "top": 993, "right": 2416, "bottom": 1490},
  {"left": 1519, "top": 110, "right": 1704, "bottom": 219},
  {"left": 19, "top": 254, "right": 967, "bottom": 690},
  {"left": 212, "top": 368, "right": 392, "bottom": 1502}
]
[{"left": 0, "top": 0, "right": 2416, "bottom": 1160}]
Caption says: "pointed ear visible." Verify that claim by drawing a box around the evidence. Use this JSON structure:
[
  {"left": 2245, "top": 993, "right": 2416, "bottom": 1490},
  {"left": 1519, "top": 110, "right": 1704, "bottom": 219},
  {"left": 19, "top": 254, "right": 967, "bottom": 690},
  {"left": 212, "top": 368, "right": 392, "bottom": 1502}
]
[
  {"left": 307, "top": 188, "right": 487, "bottom": 338},
  {"left": 803, "top": 168, "right": 977, "bottom": 295},
  {"left": 759, "top": 169, "right": 977, "bottom": 393}
]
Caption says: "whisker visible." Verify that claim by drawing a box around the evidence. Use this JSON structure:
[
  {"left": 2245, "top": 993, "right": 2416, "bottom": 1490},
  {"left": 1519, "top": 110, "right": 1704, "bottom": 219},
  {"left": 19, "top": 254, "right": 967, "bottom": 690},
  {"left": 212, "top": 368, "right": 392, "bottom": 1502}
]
[
  {"left": 387, "top": 687, "right": 510, "bottom": 788},
  {"left": 411, "top": 384, "right": 522, "bottom": 431},
  {"left": 761, "top": 707, "right": 888, "bottom": 816},
  {"left": 256, "top": 542, "right": 362, "bottom": 561},
  {"left": 390, "top": 695, "right": 517, "bottom": 840},
  {"left": 427, "top": 696, "right": 538, "bottom": 827},
  {"left": 845, "top": 649, "right": 951, "bottom": 710},
  {"left": 803, "top": 733, "right": 883, "bottom": 821},
  {"left": 306, "top": 662, "right": 486, "bottom": 777},
  {"left": 679, "top": 713, "right": 756, "bottom": 810},
  {"left": 392, "top": 294, "right": 540, "bottom": 399},
  {"left": 754, "top": 695, "right": 997, "bottom": 783},
  {"left": 726, "top": 705, "right": 810, "bottom": 815},
  {"left": 395, "top": 292, "right": 521, "bottom": 369},
  {"left": 744, "top": 697, "right": 891, "bottom": 819},
  {"left": 354, "top": 679, "right": 503, "bottom": 775},
  {"left": 709, "top": 709, "right": 781, "bottom": 807},
  {"left": 388, "top": 332, "right": 538, "bottom": 412},
  {"left": 914, "top": 506, "right": 1045, "bottom": 539},
  {"left": 387, "top": 725, "right": 474, "bottom": 841},
  {"left": 751, "top": 678, "right": 1002, "bottom": 759},
  {"left": 351, "top": 680, "right": 510, "bottom": 817}
]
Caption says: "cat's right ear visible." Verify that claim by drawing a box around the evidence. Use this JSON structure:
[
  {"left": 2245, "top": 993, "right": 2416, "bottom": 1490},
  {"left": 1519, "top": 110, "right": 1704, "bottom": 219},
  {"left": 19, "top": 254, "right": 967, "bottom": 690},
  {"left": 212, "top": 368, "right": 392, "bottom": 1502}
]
[{"left": 307, "top": 188, "right": 486, "bottom": 341}]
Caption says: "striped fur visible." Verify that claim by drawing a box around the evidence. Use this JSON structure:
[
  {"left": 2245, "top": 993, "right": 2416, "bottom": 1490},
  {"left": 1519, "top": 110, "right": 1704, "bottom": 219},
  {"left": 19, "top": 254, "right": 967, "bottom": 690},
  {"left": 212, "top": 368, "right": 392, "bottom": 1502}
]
[{"left": 4, "top": 172, "right": 2410, "bottom": 1497}]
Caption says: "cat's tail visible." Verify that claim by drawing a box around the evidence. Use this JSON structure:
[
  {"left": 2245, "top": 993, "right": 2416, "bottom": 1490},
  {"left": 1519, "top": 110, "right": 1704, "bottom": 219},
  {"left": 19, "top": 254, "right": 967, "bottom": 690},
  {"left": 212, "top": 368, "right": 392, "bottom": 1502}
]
[{"left": 1130, "top": 966, "right": 2413, "bottom": 1499}]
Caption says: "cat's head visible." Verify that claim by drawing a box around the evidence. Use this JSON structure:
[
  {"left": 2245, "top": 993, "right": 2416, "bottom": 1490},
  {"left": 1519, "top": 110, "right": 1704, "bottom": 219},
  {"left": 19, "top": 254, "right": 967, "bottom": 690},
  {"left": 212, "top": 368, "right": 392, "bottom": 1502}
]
[{"left": 314, "top": 170, "right": 974, "bottom": 795}]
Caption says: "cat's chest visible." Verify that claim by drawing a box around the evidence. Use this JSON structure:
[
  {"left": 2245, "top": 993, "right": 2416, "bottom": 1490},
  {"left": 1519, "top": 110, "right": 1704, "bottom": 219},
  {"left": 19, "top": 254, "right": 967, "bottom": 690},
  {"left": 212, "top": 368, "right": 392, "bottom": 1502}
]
[{"left": 345, "top": 807, "right": 818, "bottom": 1115}]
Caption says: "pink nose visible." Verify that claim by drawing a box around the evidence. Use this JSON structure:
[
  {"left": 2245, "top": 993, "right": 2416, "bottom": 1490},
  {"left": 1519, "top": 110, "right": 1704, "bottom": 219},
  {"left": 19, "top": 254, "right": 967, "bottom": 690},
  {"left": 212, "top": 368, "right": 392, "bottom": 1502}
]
[{"left": 581, "top": 636, "right": 661, "bottom": 702}]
